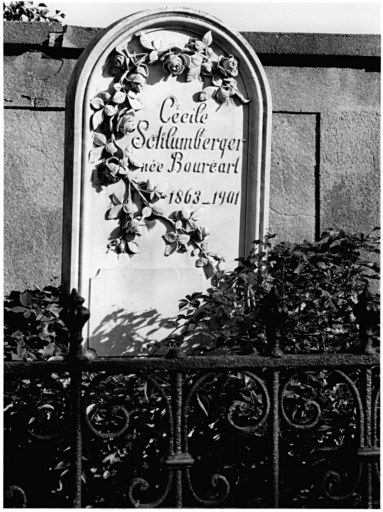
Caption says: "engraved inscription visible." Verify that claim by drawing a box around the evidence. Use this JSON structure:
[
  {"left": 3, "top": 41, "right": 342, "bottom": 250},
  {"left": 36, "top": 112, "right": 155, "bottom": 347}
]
[{"left": 135, "top": 96, "right": 243, "bottom": 175}]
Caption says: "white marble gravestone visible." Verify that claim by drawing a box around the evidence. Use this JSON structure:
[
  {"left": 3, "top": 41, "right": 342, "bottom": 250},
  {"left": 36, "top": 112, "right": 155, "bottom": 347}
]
[{"left": 62, "top": 8, "right": 272, "bottom": 356}]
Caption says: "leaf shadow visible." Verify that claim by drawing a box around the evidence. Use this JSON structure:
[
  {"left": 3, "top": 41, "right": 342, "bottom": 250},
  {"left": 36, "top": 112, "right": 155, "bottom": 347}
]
[{"left": 89, "top": 307, "right": 173, "bottom": 357}]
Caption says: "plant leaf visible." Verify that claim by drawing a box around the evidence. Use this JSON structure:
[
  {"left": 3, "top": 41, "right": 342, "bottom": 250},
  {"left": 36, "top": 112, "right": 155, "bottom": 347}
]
[
  {"left": 128, "top": 96, "right": 143, "bottom": 111},
  {"left": 202, "top": 31, "right": 212, "bottom": 47},
  {"left": 93, "top": 132, "right": 107, "bottom": 147},
  {"left": 154, "top": 182, "right": 168, "bottom": 194},
  {"left": 194, "top": 40, "right": 205, "bottom": 51},
  {"left": 127, "top": 241, "right": 139, "bottom": 253},
  {"left": 139, "top": 31, "right": 154, "bottom": 50},
  {"left": 142, "top": 207, "right": 153, "bottom": 218},
  {"left": 152, "top": 206, "right": 164, "bottom": 216},
  {"left": 128, "top": 156, "right": 143, "bottom": 168},
  {"left": 112, "top": 91, "right": 127, "bottom": 104},
  {"left": 20, "top": 291, "right": 32, "bottom": 307},
  {"left": 149, "top": 50, "right": 159, "bottom": 64},
  {"left": 89, "top": 146, "right": 104, "bottom": 164},
  {"left": 178, "top": 234, "right": 190, "bottom": 245},
  {"left": 196, "top": 258, "right": 208, "bottom": 267},
  {"left": 104, "top": 104, "right": 118, "bottom": 116},
  {"left": 90, "top": 97, "right": 104, "bottom": 110},
  {"left": 110, "top": 193, "right": 122, "bottom": 205},
  {"left": 152, "top": 38, "right": 162, "bottom": 50},
  {"left": 164, "top": 244, "right": 176, "bottom": 256},
  {"left": 108, "top": 204, "right": 123, "bottom": 219},
  {"left": 92, "top": 109, "right": 104, "bottom": 130}
]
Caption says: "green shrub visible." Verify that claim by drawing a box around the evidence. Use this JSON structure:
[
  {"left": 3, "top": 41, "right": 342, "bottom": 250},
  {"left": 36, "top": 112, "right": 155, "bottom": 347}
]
[
  {"left": 4, "top": 285, "right": 69, "bottom": 361},
  {"left": 3, "top": 1, "right": 65, "bottom": 22},
  {"left": 152, "top": 228, "right": 380, "bottom": 356}
]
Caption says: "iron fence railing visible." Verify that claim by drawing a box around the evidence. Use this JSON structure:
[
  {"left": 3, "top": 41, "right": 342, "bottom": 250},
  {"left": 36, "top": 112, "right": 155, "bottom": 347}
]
[{"left": 4, "top": 289, "right": 380, "bottom": 508}]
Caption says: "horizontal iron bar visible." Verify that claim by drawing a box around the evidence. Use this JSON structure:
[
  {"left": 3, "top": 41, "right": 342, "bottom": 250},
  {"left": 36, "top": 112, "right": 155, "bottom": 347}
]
[{"left": 4, "top": 354, "right": 379, "bottom": 375}]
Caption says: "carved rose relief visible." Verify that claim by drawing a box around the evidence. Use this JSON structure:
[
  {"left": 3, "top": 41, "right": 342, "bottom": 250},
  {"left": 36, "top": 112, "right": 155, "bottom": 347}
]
[{"left": 89, "top": 30, "right": 250, "bottom": 276}]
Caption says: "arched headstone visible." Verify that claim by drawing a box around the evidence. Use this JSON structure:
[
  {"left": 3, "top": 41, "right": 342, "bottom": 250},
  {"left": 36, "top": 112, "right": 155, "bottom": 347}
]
[{"left": 62, "top": 8, "right": 272, "bottom": 356}]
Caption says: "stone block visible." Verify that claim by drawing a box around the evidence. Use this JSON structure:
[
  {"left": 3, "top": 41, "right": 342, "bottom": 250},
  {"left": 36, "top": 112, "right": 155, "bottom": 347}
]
[
  {"left": 3, "top": 21, "right": 63, "bottom": 45},
  {"left": 266, "top": 66, "right": 380, "bottom": 113},
  {"left": 320, "top": 111, "right": 380, "bottom": 234},
  {"left": 4, "top": 52, "right": 76, "bottom": 108},
  {"left": 63, "top": 25, "right": 105, "bottom": 48},
  {"left": 4, "top": 110, "right": 65, "bottom": 294},
  {"left": 269, "top": 114, "right": 316, "bottom": 242},
  {"left": 242, "top": 32, "right": 381, "bottom": 57}
]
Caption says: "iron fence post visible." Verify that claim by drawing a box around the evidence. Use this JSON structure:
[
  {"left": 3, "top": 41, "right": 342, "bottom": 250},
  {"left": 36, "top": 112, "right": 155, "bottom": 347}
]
[{"left": 61, "top": 289, "right": 90, "bottom": 508}]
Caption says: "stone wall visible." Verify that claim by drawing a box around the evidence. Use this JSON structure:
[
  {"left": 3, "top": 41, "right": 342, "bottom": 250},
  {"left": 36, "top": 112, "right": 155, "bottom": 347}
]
[{"left": 4, "top": 22, "right": 380, "bottom": 293}]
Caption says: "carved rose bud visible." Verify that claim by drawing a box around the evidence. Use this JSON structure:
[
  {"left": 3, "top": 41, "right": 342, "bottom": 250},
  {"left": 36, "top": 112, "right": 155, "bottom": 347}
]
[
  {"left": 199, "top": 91, "right": 209, "bottom": 102},
  {"left": 102, "top": 157, "right": 122, "bottom": 183},
  {"left": 163, "top": 54, "right": 186, "bottom": 76},
  {"left": 113, "top": 53, "right": 126, "bottom": 70},
  {"left": 117, "top": 110, "right": 135, "bottom": 135},
  {"left": 217, "top": 55, "right": 238, "bottom": 77},
  {"left": 108, "top": 238, "right": 120, "bottom": 250},
  {"left": 205, "top": 47, "right": 213, "bottom": 58}
]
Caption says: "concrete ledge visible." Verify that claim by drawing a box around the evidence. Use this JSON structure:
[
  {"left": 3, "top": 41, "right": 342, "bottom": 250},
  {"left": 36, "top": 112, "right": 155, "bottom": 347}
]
[{"left": 4, "top": 22, "right": 381, "bottom": 56}]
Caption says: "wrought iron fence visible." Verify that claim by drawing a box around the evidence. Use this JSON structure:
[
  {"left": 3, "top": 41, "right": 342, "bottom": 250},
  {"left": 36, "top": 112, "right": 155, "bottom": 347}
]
[{"left": 4, "top": 290, "right": 380, "bottom": 508}]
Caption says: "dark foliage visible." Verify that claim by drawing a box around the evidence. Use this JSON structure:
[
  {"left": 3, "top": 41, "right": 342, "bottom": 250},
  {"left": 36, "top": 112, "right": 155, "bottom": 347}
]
[
  {"left": 4, "top": 285, "right": 69, "bottom": 361},
  {"left": 152, "top": 228, "right": 380, "bottom": 355},
  {"left": 3, "top": 1, "right": 65, "bottom": 22}
]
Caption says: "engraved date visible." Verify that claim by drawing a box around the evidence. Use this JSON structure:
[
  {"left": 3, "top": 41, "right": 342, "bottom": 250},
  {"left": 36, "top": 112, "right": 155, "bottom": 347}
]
[{"left": 169, "top": 189, "right": 240, "bottom": 205}]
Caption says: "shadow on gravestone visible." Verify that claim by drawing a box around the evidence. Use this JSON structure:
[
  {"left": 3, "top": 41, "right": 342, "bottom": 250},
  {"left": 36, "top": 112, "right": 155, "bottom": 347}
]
[{"left": 62, "top": 8, "right": 272, "bottom": 356}]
